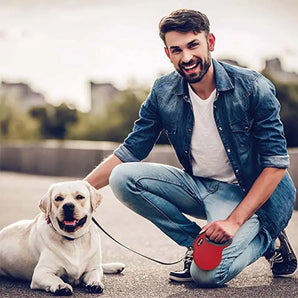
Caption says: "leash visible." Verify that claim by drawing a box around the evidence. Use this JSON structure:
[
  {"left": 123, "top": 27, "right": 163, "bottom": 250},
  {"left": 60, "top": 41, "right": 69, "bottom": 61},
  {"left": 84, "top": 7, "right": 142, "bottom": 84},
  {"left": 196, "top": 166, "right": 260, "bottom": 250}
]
[{"left": 92, "top": 217, "right": 184, "bottom": 265}]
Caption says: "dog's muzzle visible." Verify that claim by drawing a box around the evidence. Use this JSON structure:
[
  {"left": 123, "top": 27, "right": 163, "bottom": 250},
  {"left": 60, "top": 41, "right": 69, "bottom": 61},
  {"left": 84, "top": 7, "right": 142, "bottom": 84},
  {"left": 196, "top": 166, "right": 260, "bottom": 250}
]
[{"left": 57, "top": 203, "right": 88, "bottom": 233}]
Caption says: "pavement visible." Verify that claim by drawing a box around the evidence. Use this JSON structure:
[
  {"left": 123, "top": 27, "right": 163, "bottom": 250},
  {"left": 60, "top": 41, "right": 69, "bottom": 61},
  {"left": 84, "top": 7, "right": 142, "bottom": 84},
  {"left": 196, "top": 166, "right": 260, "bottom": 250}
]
[{"left": 0, "top": 171, "right": 297, "bottom": 298}]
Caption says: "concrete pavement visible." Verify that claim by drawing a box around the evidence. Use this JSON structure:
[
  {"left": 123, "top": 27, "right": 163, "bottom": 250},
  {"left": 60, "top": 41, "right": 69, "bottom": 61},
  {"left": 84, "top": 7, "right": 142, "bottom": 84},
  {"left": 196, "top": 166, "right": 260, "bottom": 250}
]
[{"left": 0, "top": 171, "right": 297, "bottom": 298}]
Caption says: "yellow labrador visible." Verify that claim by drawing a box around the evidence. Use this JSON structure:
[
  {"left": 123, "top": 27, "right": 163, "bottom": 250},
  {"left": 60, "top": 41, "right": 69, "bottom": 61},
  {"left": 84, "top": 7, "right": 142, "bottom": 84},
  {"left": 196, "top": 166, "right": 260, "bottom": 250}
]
[{"left": 0, "top": 180, "right": 125, "bottom": 295}]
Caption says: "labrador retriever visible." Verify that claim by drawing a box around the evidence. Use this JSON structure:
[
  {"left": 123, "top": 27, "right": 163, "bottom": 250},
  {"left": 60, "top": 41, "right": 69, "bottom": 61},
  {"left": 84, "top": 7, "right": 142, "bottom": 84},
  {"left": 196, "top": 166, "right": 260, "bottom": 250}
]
[{"left": 0, "top": 180, "right": 125, "bottom": 295}]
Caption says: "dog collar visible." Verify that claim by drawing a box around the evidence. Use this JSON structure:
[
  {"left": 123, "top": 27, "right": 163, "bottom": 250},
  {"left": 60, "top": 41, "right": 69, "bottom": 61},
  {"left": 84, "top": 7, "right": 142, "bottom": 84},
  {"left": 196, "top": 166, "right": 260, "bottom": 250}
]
[{"left": 47, "top": 217, "right": 76, "bottom": 241}]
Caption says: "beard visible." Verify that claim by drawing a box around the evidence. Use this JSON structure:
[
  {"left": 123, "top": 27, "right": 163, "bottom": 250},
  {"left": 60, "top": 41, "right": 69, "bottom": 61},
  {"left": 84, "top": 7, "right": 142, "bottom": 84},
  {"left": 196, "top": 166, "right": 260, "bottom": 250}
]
[{"left": 177, "top": 52, "right": 212, "bottom": 84}]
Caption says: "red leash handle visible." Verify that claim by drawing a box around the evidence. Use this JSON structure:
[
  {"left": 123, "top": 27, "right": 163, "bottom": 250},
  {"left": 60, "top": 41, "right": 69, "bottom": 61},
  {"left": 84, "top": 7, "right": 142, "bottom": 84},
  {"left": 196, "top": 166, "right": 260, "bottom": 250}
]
[{"left": 193, "top": 232, "right": 232, "bottom": 270}]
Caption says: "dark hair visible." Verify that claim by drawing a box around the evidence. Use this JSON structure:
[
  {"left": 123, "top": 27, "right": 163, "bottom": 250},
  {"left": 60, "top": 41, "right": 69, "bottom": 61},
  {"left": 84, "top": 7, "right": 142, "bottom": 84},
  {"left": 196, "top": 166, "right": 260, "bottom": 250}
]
[{"left": 159, "top": 9, "right": 210, "bottom": 44}]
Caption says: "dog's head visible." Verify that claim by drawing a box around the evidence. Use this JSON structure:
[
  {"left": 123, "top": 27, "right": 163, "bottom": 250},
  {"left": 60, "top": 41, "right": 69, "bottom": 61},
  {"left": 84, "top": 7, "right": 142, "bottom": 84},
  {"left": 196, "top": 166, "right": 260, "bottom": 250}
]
[{"left": 39, "top": 180, "right": 102, "bottom": 239}]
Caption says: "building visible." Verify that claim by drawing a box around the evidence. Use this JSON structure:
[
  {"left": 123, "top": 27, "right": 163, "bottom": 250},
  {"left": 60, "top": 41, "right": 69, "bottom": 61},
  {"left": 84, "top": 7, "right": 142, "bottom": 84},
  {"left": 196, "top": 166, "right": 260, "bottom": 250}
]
[
  {"left": 89, "top": 81, "right": 122, "bottom": 115},
  {"left": 262, "top": 58, "right": 298, "bottom": 83},
  {"left": 219, "top": 59, "right": 247, "bottom": 68},
  {"left": 0, "top": 81, "right": 46, "bottom": 110}
]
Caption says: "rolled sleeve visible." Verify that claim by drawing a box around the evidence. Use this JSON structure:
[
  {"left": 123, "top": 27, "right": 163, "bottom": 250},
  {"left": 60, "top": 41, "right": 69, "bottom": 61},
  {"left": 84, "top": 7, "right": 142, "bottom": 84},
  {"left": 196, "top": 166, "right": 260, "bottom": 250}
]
[
  {"left": 260, "top": 154, "right": 289, "bottom": 168},
  {"left": 113, "top": 144, "right": 141, "bottom": 163}
]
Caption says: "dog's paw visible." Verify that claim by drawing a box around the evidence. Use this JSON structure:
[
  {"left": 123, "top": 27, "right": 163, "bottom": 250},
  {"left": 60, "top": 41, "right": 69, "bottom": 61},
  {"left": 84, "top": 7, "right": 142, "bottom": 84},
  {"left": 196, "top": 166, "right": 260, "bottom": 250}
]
[
  {"left": 85, "top": 281, "right": 104, "bottom": 293},
  {"left": 116, "top": 264, "right": 126, "bottom": 274},
  {"left": 53, "top": 283, "right": 73, "bottom": 296},
  {"left": 102, "top": 262, "right": 126, "bottom": 274}
]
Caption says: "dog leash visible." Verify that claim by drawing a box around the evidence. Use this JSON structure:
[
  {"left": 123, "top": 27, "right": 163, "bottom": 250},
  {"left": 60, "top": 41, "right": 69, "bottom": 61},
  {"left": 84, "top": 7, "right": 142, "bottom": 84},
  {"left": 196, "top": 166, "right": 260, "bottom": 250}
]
[{"left": 92, "top": 217, "right": 184, "bottom": 265}]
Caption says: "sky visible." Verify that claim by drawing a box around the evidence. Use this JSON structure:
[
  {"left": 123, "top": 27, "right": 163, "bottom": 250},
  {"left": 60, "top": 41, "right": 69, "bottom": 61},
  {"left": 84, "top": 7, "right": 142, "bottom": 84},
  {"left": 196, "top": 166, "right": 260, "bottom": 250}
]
[{"left": 0, "top": 0, "right": 297, "bottom": 111}]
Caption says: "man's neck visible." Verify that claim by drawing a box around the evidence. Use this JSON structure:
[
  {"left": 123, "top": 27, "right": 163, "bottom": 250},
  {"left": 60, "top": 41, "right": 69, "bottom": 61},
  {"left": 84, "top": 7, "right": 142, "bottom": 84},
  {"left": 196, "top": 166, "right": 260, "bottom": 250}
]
[{"left": 189, "top": 63, "right": 216, "bottom": 99}]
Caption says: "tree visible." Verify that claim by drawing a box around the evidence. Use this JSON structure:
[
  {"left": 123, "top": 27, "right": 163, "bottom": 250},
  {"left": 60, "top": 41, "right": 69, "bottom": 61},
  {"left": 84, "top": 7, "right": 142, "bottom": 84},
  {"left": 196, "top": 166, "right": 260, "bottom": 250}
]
[
  {"left": 30, "top": 104, "right": 78, "bottom": 139},
  {"left": 68, "top": 89, "right": 146, "bottom": 142},
  {"left": 0, "top": 98, "right": 40, "bottom": 140},
  {"left": 276, "top": 82, "right": 298, "bottom": 147}
]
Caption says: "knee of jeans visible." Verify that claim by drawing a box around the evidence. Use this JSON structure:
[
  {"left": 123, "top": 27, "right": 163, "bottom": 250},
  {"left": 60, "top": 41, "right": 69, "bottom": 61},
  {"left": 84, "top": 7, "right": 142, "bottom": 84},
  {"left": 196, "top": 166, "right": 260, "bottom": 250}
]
[
  {"left": 190, "top": 262, "right": 226, "bottom": 287},
  {"left": 109, "top": 163, "right": 133, "bottom": 199},
  {"left": 109, "top": 164, "right": 132, "bottom": 197}
]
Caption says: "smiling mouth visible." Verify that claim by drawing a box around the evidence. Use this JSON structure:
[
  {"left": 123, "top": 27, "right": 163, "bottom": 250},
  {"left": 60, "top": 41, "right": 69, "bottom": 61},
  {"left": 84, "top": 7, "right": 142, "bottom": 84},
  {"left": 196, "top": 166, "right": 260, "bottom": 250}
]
[
  {"left": 180, "top": 60, "right": 201, "bottom": 75},
  {"left": 57, "top": 215, "right": 88, "bottom": 233},
  {"left": 183, "top": 62, "right": 198, "bottom": 70}
]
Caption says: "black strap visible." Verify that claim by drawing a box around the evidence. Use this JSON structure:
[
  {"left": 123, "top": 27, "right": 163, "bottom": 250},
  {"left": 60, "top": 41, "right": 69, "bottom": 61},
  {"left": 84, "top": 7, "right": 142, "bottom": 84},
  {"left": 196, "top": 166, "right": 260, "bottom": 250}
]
[{"left": 92, "top": 217, "right": 184, "bottom": 265}]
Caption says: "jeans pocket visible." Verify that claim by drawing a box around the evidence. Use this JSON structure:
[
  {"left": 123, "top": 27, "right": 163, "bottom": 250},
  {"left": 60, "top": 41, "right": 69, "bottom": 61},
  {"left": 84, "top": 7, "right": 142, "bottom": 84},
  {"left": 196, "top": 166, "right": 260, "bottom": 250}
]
[
  {"left": 206, "top": 180, "right": 219, "bottom": 194},
  {"left": 198, "top": 178, "right": 220, "bottom": 199}
]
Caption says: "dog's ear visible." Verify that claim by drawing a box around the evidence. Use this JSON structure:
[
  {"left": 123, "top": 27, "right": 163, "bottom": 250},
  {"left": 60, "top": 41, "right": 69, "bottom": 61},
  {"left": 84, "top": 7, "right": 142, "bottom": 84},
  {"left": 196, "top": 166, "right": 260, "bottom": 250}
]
[
  {"left": 83, "top": 180, "right": 102, "bottom": 211},
  {"left": 39, "top": 188, "right": 52, "bottom": 216}
]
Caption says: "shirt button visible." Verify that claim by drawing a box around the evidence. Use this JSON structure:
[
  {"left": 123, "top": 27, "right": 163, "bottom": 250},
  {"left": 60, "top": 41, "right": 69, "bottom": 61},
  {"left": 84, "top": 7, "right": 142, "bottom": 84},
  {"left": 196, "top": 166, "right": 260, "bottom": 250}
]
[
  {"left": 242, "top": 188, "right": 246, "bottom": 192},
  {"left": 235, "top": 169, "right": 239, "bottom": 173},
  {"left": 227, "top": 148, "right": 231, "bottom": 153},
  {"left": 188, "top": 128, "right": 192, "bottom": 132},
  {"left": 185, "top": 150, "right": 189, "bottom": 154},
  {"left": 219, "top": 127, "right": 223, "bottom": 131}
]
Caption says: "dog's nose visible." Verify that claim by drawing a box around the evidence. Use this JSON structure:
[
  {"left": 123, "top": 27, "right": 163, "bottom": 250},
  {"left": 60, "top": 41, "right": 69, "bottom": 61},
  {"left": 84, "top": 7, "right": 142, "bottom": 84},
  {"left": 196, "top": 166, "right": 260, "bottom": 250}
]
[{"left": 63, "top": 203, "right": 75, "bottom": 215}]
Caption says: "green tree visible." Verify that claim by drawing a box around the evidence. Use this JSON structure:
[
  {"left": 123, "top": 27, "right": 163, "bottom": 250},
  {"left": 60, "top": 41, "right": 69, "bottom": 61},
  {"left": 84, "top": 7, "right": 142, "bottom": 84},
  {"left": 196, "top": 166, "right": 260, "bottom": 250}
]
[
  {"left": 0, "top": 98, "right": 40, "bottom": 140},
  {"left": 30, "top": 104, "right": 78, "bottom": 139},
  {"left": 68, "top": 89, "right": 146, "bottom": 142},
  {"left": 276, "top": 82, "right": 298, "bottom": 147},
  {"left": 262, "top": 72, "right": 298, "bottom": 147}
]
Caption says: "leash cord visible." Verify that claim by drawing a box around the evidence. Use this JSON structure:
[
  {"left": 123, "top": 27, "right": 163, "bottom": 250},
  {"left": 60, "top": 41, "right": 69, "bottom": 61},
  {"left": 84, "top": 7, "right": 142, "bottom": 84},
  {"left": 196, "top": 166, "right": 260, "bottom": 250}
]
[{"left": 92, "top": 217, "right": 184, "bottom": 265}]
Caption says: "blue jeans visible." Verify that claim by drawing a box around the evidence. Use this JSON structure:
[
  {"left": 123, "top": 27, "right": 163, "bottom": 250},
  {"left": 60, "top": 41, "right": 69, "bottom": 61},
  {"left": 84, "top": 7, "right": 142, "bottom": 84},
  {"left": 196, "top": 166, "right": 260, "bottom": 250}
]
[{"left": 109, "top": 162, "right": 273, "bottom": 286}]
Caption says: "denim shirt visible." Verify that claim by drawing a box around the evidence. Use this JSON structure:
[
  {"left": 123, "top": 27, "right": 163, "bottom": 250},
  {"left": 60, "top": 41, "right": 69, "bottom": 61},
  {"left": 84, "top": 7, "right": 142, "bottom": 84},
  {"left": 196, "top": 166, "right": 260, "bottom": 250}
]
[{"left": 114, "top": 58, "right": 296, "bottom": 238}]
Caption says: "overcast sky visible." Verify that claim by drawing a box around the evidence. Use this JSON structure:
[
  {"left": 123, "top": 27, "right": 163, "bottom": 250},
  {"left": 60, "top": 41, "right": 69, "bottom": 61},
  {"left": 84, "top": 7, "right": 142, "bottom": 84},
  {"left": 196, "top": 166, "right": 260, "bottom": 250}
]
[{"left": 0, "top": 0, "right": 297, "bottom": 110}]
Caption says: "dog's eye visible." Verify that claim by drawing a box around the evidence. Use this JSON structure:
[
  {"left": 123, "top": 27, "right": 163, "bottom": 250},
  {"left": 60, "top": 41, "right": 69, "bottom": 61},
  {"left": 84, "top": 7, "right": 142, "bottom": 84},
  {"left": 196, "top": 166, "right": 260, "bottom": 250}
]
[
  {"left": 55, "top": 196, "right": 64, "bottom": 201},
  {"left": 76, "top": 194, "right": 85, "bottom": 200}
]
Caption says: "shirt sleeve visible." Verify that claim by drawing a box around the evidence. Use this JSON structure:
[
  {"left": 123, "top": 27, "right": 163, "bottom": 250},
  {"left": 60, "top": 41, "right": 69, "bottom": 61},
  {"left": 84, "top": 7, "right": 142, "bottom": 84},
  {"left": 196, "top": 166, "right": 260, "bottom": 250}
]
[
  {"left": 113, "top": 82, "right": 163, "bottom": 162},
  {"left": 251, "top": 75, "right": 289, "bottom": 168}
]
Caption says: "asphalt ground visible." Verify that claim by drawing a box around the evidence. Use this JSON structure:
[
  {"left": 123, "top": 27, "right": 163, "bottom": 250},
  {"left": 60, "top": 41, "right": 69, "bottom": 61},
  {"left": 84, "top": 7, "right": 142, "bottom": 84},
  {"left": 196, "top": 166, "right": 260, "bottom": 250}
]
[{"left": 0, "top": 171, "right": 297, "bottom": 298}]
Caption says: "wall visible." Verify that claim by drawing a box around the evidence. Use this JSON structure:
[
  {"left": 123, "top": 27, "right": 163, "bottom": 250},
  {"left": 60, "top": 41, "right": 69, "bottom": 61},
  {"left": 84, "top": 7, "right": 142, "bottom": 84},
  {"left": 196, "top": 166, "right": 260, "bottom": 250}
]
[{"left": 0, "top": 141, "right": 297, "bottom": 209}]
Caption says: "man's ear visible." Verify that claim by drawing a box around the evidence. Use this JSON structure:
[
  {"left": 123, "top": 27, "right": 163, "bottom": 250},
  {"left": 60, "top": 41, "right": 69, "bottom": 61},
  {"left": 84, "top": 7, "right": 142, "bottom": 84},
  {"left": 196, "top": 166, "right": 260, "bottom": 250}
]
[
  {"left": 83, "top": 180, "right": 102, "bottom": 211},
  {"left": 208, "top": 33, "right": 216, "bottom": 52},
  {"left": 164, "top": 47, "right": 172, "bottom": 62}
]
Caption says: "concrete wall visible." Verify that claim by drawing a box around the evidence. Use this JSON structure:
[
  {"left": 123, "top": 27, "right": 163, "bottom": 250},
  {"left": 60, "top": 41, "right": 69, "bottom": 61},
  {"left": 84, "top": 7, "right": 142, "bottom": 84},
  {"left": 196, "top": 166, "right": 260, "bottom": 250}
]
[
  {"left": 1, "top": 141, "right": 297, "bottom": 209},
  {"left": 0, "top": 141, "right": 181, "bottom": 177}
]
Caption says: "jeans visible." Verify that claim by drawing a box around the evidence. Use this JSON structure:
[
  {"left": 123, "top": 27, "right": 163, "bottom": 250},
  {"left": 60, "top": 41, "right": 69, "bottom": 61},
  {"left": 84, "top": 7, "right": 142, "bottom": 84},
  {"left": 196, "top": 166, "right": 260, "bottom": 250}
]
[{"left": 109, "top": 162, "right": 273, "bottom": 286}]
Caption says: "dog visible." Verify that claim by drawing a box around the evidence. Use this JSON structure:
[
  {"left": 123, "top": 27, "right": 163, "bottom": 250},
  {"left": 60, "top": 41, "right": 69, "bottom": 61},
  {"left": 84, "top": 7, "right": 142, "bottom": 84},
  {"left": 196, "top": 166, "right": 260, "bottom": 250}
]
[{"left": 0, "top": 180, "right": 125, "bottom": 295}]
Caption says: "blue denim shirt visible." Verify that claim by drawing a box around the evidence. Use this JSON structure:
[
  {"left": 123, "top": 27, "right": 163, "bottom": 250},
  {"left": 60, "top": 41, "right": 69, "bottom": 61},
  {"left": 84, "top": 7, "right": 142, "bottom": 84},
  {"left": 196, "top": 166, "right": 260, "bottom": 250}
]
[{"left": 114, "top": 59, "right": 296, "bottom": 239}]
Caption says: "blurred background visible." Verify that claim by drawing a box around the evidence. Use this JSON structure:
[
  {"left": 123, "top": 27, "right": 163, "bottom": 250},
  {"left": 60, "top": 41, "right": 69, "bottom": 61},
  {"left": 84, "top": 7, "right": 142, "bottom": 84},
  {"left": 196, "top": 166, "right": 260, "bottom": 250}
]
[{"left": 0, "top": 0, "right": 297, "bottom": 189}]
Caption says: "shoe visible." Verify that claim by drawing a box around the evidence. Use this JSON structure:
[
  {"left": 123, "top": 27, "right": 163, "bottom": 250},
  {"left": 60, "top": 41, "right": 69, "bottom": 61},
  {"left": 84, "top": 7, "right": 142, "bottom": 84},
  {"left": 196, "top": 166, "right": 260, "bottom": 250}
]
[
  {"left": 268, "top": 230, "right": 297, "bottom": 276},
  {"left": 169, "top": 247, "right": 193, "bottom": 282}
]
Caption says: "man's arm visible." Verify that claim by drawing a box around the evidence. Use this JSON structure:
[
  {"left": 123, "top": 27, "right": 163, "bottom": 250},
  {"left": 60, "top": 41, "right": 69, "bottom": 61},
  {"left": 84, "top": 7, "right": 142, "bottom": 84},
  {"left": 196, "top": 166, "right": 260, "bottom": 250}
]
[
  {"left": 203, "top": 74, "right": 290, "bottom": 243},
  {"left": 84, "top": 154, "right": 123, "bottom": 189},
  {"left": 202, "top": 167, "right": 286, "bottom": 243}
]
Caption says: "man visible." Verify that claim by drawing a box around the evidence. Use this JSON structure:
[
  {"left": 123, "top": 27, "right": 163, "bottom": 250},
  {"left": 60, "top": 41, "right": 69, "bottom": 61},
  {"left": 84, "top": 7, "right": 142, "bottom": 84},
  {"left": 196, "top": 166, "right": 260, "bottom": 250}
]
[{"left": 85, "top": 9, "right": 297, "bottom": 286}]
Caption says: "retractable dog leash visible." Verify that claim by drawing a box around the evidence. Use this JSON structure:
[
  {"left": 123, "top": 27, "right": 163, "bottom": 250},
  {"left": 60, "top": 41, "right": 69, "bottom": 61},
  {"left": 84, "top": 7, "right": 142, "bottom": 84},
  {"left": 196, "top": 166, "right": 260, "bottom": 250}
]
[
  {"left": 193, "top": 232, "right": 232, "bottom": 270},
  {"left": 92, "top": 217, "right": 184, "bottom": 265},
  {"left": 92, "top": 218, "right": 232, "bottom": 269}
]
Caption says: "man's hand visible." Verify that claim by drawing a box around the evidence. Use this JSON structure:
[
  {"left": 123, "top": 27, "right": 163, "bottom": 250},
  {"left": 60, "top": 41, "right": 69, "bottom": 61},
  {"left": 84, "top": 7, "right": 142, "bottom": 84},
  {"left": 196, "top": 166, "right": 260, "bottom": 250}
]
[
  {"left": 201, "top": 168, "right": 286, "bottom": 244},
  {"left": 201, "top": 219, "right": 241, "bottom": 243},
  {"left": 84, "top": 154, "right": 123, "bottom": 189}
]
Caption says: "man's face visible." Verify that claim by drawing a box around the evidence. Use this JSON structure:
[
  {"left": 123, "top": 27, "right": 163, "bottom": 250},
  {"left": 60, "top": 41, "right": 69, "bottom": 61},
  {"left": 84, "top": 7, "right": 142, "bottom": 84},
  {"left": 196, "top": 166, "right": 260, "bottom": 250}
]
[{"left": 164, "top": 31, "right": 215, "bottom": 84}]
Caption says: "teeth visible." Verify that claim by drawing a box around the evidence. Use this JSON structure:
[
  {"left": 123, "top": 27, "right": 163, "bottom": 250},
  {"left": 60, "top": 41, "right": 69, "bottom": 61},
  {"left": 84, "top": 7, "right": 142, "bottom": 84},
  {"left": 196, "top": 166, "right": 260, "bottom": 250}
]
[{"left": 184, "top": 64, "right": 197, "bottom": 70}]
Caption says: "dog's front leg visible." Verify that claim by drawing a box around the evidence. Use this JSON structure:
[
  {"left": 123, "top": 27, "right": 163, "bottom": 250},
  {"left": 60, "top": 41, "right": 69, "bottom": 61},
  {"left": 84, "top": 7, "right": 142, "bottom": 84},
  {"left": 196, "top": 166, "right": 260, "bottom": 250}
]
[
  {"left": 31, "top": 254, "right": 73, "bottom": 296},
  {"left": 83, "top": 267, "right": 104, "bottom": 293}
]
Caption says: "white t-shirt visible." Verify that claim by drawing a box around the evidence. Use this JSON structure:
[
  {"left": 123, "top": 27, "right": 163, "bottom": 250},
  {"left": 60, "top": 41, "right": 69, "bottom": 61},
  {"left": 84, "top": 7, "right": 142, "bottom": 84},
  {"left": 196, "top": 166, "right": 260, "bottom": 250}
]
[{"left": 188, "top": 84, "right": 237, "bottom": 184}]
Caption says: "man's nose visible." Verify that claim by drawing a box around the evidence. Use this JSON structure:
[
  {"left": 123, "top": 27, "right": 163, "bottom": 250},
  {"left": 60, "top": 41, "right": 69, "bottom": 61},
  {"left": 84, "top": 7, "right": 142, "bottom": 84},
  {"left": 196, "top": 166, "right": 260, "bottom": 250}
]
[{"left": 181, "top": 50, "right": 193, "bottom": 63}]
